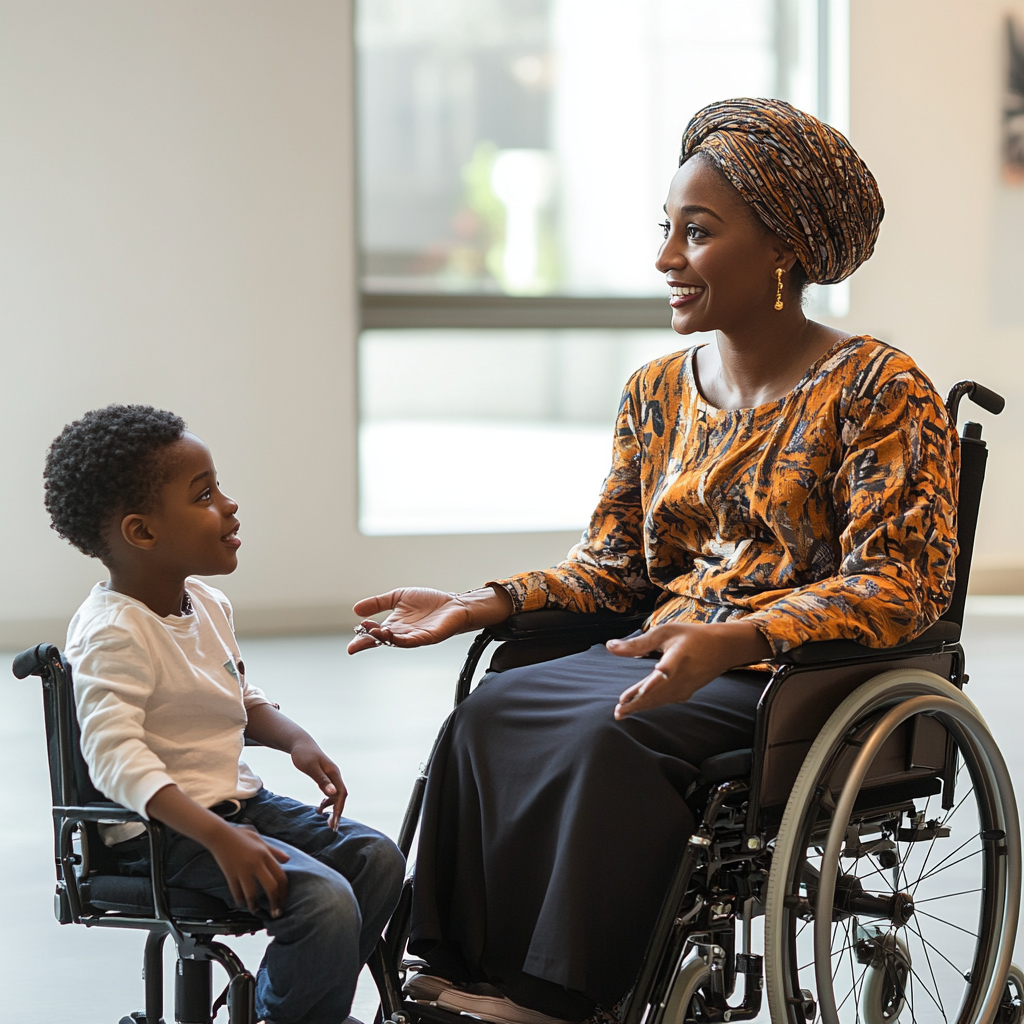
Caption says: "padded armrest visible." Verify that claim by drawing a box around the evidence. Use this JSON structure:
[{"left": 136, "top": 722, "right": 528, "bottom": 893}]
[
  {"left": 485, "top": 612, "right": 960, "bottom": 669},
  {"left": 774, "top": 620, "right": 961, "bottom": 667},
  {"left": 487, "top": 608, "right": 651, "bottom": 643}
]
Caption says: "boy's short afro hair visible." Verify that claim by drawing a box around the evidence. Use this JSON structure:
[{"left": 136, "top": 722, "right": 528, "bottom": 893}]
[{"left": 44, "top": 404, "right": 187, "bottom": 560}]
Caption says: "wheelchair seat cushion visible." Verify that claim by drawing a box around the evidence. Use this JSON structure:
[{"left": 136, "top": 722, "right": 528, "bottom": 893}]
[{"left": 82, "top": 874, "right": 238, "bottom": 919}]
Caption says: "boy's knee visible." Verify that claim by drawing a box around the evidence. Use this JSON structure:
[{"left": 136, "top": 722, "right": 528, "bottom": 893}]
[
  {"left": 367, "top": 834, "right": 406, "bottom": 903},
  {"left": 297, "top": 873, "right": 363, "bottom": 939}
]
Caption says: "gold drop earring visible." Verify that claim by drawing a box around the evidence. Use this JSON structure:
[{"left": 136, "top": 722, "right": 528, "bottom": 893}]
[{"left": 774, "top": 268, "right": 785, "bottom": 311}]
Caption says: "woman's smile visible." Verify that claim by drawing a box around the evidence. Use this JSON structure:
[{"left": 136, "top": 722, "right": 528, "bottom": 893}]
[
  {"left": 668, "top": 283, "right": 705, "bottom": 307},
  {"left": 221, "top": 523, "right": 241, "bottom": 549}
]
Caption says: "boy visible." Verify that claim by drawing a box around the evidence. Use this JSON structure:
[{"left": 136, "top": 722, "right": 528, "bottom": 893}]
[{"left": 44, "top": 404, "right": 404, "bottom": 1024}]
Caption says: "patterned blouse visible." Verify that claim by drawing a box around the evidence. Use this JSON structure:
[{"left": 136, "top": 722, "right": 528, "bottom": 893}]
[{"left": 494, "top": 336, "right": 959, "bottom": 656}]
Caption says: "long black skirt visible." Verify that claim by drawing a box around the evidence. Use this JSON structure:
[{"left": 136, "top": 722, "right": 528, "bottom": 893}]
[{"left": 408, "top": 642, "right": 766, "bottom": 1017}]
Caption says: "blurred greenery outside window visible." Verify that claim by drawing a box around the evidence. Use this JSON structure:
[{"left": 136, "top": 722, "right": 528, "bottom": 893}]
[{"left": 356, "top": 0, "right": 850, "bottom": 535}]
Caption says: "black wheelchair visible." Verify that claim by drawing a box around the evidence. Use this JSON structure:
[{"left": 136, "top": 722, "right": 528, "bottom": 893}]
[
  {"left": 12, "top": 380, "right": 1021, "bottom": 1024},
  {"left": 368, "top": 379, "right": 1024, "bottom": 1024},
  {"left": 12, "top": 639, "right": 266, "bottom": 1024}
]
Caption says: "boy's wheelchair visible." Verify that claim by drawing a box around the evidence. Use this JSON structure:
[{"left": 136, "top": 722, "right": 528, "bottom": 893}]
[
  {"left": 370, "top": 379, "right": 1024, "bottom": 1024},
  {"left": 12, "top": 640, "right": 267, "bottom": 1024}
]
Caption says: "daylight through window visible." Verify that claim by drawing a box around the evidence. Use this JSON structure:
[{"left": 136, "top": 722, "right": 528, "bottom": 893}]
[{"left": 357, "top": 0, "right": 849, "bottom": 535}]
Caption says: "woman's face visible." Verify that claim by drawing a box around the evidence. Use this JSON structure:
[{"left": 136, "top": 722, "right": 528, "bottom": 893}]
[{"left": 655, "top": 155, "right": 795, "bottom": 335}]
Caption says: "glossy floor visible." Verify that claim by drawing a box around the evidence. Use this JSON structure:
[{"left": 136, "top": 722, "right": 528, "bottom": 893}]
[{"left": 2, "top": 607, "right": 1022, "bottom": 1022}]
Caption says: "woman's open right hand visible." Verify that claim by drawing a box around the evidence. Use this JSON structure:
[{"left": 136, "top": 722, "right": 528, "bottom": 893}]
[{"left": 347, "top": 586, "right": 514, "bottom": 653}]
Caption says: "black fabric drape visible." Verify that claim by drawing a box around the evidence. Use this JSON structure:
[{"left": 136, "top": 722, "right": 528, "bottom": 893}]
[{"left": 409, "top": 642, "right": 765, "bottom": 1016}]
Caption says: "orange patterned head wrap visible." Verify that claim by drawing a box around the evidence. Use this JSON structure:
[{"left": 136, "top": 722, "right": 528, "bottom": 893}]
[{"left": 679, "top": 97, "right": 884, "bottom": 285}]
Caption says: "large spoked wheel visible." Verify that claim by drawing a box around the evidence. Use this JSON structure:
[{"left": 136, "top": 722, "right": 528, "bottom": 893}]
[{"left": 765, "top": 671, "right": 1021, "bottom": 1024}]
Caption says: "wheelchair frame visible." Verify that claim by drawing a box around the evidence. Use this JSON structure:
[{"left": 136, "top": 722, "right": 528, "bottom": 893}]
[{"left": 370, "top": 380, "right": 1020, "bottom": 1024}]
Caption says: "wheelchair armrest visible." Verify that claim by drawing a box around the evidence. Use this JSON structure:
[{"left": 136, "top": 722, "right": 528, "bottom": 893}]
[
  {"left": 487, "top": 608, "right": 651, "bottom": 643},
  {"left": 55, "top": 803, "right": 142, "bottom": 823},
  {"left": 774, "top": 620, "right": 961, "bottom": 666}
]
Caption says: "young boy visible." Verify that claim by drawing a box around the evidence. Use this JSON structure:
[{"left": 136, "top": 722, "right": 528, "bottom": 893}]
[{"left": 44, "top": 404, "right": 405, "bottom": 1024}]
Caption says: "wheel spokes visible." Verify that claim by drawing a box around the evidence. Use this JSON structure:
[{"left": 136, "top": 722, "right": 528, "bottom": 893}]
[{"left": 791, "top": 809, "right": 985, "bottom": 1022}]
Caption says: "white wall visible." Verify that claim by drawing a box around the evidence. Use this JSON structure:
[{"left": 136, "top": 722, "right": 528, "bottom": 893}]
[
  {"left": 0, "top": 0, "right": 575, "bottom": 647},
  {"left": 1, "top": 0, "right": 1022, "bottom": 647},
  {"left": 845, "top": 0, "right": 1024, "bottom": 593}
]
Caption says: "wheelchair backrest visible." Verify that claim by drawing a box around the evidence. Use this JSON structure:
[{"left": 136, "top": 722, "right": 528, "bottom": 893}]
[
  {"left": 14, "top": 643, "right": 104, "bottom": 809},
  {"left": 939, "top": 380, "right": 1004, "bottom": 626},
  {"left": 12, "top": 643, "right": 114, "bottom": 875}
]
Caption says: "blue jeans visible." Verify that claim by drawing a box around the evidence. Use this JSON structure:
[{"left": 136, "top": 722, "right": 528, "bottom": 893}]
[{"left": 118, "top": 789, "right": 405, "bottom": 1023}]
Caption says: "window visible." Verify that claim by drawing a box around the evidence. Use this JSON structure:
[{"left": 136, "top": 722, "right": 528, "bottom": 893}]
[{"left": 357, "top": 0, "right": 849, "bottom": 535}]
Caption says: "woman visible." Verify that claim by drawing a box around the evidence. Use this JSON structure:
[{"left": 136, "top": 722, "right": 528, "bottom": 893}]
[{"left": 349, "top": 99, "right": 957, "bottom": 1022}]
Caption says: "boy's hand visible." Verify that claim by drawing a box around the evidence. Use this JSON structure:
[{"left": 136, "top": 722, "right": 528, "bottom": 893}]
[
  {"left": 243, "top": 705, "right": 348, "bottom": 828},
  {"left": 290, "top": 738, "right": 348, "bottom": 829},
  {"left": 206, "top": 823, "right": 290, "bottom": 917},
  {"left": 146, "top": 783, "right": 290, "bottom": 916}
]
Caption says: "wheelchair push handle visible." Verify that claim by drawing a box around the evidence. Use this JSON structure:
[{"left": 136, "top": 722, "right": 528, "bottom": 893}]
[
  {"left": 946, "top": 380, "right": 1006, "bottom": 425},
  {"left": 12, "top": 643, "right": 58, "bottom": 679}
]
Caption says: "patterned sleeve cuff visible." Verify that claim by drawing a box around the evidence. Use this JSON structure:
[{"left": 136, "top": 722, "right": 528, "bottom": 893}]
[
  {"left": 744, "top": 613, "right": 807, "bottom": 657},
  {"left": 487, "top": 575, "right": 549, "bottom": 614}
]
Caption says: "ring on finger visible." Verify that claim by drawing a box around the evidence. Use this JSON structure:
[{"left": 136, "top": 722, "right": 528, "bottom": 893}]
[{"left": 353, "top": 624, "right": 396, "bottom": 647}]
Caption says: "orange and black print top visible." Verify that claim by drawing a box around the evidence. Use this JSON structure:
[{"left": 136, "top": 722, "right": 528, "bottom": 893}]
[{"left": 493, "top": 336, "right": 959, "bottom": 656}]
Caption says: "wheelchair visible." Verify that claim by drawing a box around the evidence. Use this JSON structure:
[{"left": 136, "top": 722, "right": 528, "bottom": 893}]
[
  {"left": 12, "top": 637, "right": 268, "bottom": 1024},
  {"left": 369, "top": 379, "right": 1024, "bottom": 1024}
]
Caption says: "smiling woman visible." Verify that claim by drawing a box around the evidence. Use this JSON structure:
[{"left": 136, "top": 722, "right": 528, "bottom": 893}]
[{"left": 348, "top": 98, "right": 957, "bottom": 1023}]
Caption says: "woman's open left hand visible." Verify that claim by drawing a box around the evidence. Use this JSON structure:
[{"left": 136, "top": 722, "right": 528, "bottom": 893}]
[{"left": 608, "top": 620, "right": 771, "bottom": 719}]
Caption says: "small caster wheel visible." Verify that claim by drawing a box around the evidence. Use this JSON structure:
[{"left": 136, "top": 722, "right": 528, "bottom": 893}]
[{"left": 998, "top": 965, "right": 1024, "bottom": 1024}]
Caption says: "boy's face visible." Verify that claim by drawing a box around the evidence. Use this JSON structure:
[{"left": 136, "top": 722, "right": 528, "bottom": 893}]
[{"left": 129, "top": 432, "right": 241, "bottom": 577}]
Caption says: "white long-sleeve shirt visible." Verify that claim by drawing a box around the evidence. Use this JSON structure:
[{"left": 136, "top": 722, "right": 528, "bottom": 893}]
[{"left": 66, "top": 579, "right": 273, "bottom": 839}]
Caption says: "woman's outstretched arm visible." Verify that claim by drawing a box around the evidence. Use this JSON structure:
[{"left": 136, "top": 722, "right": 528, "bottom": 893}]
[
  {"left": 350, "top": 366, "right": 661, "bottom": 655},
  {"left": 347, "top": 584, "right": 513, "bottom": 654}
]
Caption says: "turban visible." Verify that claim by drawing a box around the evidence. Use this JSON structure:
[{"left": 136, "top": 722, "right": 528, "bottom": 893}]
[{"left": 679, "top": 98, "right": 884, "bottom": 285}]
